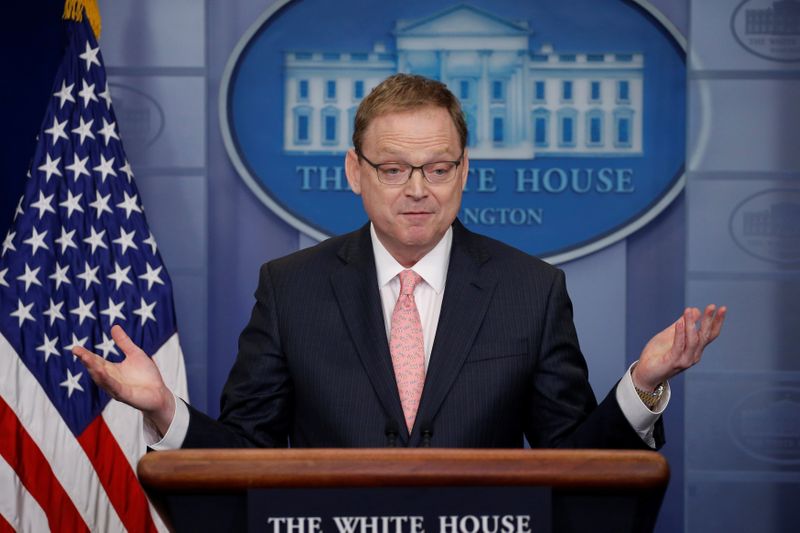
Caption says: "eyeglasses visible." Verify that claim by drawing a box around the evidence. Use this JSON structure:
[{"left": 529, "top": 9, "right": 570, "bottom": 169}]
[{"left": 356, "top": 150, "right": 464, "bottom": 186}]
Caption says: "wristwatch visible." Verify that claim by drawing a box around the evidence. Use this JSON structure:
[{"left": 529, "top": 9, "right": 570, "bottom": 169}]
[{"left": 635, "top": 382, "right": 665, "bottom": 409}]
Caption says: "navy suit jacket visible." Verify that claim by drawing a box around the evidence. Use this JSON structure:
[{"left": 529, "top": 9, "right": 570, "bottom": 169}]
[{"left": 183, "top": 220, "right": 663, "bottom": 449}]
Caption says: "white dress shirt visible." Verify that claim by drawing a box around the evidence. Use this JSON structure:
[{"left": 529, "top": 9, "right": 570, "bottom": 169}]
[{"left": 147, "top": 224, "right": 667, "bottom": 449}]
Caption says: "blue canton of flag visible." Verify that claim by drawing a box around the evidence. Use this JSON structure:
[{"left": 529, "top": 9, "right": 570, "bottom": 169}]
[{"left": 0, "top": 13, "right": 186, "bottom": 533}]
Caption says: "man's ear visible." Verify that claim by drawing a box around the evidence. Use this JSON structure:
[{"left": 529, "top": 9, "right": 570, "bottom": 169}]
[{"left": 344, "top": 148, "right": 362, "bottom": 195}]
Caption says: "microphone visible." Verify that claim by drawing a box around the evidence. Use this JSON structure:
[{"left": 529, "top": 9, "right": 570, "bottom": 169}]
[
  {"left": 385, "top": 420, "right": 399, "bottom": 447},
  {"left": 420, "top": 423, "right": 433, "bottom": 448}
]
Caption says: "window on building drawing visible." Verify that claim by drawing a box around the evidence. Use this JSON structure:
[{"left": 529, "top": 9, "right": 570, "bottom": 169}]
[
  {"left": 590, "top": 81, "right": 601, "bottom": 102},
  {"left": 492, "top": 80, "right": 505, "bottom": 102},
  {"left": 353, "top": 80, "right": 364, "bottom": 100},
  {"left": 325, "top": 80, "right": 337, "bottom": 101},
  {"left": 614, "top": 108, "right": 634, "bottom": 148},
  {"left": 558, "top": 108, "right": 577, "bottom": 147},
  {"left": 562, "top": 80, "right": 573, "bottom": 102},
  {"left": 533, "top": 108, "right": 549, "bottom": 147},
  {"left": 617, "top": 80, "right": 630, "bottom": 104},
  {"left": 293, "top": 106, "right": 312, "bottom": 145},
  {"left": 321, "top": 106, "right": 339, "bottom": 145},
  {"left": 298, "top": 80, "right": 309, "bottom": 101},
  {"left": 492, "top": 116, "right": 504, "bottom": 144},
  {"left": 586, "top": 109, "right": 604, "bottom": 146},
  {"left": 533, "top": 81, "right": 545, "bottom": 102},
  {"left": 460, "top": 80, "right": 470, "bottom": 101}
]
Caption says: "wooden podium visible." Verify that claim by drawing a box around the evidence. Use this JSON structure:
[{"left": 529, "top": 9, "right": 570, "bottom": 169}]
[{"left": 138, "top": 449, "right": 669, "bottom": 533}]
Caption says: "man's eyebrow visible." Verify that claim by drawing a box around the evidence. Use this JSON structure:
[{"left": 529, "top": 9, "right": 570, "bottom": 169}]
[{"left": 373, "top": 147, "right": 456, "bottom": 159}]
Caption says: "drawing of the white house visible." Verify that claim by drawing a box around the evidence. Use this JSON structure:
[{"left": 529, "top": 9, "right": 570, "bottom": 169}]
[{"left": 283, "top": 4, "right": 644, "bottom": 159}]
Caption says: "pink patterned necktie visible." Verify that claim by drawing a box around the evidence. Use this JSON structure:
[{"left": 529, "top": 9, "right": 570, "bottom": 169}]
[{"left": 390, "top": 269, "right": 426, "bottom": 432}]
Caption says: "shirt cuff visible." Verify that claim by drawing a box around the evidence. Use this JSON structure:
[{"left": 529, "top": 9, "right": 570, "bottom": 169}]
[
  {"left": 615, "top": 362, "right": 670, "bottom": 448},
  {"left": 143, "top": 392, "right": 190, "bottom": 450}
]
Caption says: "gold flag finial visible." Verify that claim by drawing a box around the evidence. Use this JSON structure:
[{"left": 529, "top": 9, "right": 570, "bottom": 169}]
[{"left": 63, "top": 0, "right": 102, "bottom": 39}]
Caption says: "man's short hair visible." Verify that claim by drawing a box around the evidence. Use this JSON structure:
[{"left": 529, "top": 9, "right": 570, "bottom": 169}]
[{"left": 352, "top": 73, "right": 468, "bottom": 154}]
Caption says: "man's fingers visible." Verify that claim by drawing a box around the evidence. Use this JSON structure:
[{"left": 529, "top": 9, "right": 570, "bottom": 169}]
[
  {"left": 699, "top": 304, "right": 717, "bottom": 342},
  {"left": 672, "top": 311, "right": 686, "bottom": 356},
  {"left": 685, "top": 307, "right": 699, "bottom": 346},
  {"left": 73, "top": 345, "right": 116, "bottom": 391},
  {"left": 72, "top": 345, "right": 103, "bottom": 370},
  {"left": 110, "top": 324, "right": 143, "bottom": 359},
  {"left": 709, "top": 305, "right": 727, "bottom": 341}
]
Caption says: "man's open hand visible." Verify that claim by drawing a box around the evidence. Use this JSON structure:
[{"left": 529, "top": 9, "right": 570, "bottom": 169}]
[
  {"left": 72, "top": 325, "right": 175, "bottom": 435},
  {"left": 633, "top": 304, "right": 727, "bottom": 391}
]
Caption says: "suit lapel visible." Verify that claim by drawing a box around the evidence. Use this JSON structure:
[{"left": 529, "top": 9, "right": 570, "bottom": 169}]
[
  {"left": 330, "top": 225, "right": 408, "bottom": 441},
  {"left": 413, "top": 222, "right": 498, "bottom": 439}
]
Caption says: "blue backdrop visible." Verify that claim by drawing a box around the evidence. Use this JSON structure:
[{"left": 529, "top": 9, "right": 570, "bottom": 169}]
[{"left": 3, "top": 0, "right": 798, "bottom": 531}]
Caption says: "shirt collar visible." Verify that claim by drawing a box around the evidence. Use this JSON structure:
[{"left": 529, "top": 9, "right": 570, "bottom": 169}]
[{"left": 370, "top": 223, "right": 452, "bottom": 295}]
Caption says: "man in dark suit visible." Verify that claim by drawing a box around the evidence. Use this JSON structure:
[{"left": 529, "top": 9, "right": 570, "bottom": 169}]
[{"left": 75, "top": 74, "right": 725, "bottom": 450}]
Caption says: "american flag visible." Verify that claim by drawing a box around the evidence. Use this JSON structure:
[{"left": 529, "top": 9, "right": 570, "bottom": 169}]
[{"left": 0, "top": 14, "right": 187, "bottom": 532}]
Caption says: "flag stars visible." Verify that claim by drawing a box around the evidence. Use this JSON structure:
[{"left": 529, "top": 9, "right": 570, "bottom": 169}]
[
  {"left": 107, "top": 262, "right": 133, "bottom": 290},
  {"left": 10, "top": 299, "right": 35, "bottom": 327},
  {"left": 65, "top": 155, "right": 90, "bottom": 181},
  {"left": 116, "top": 192, "right": 142, "bottom": 219},
  {"left": 100, "top": 297, "right": 126, "bottom": 326},
  {"left": 23, "top": 227, "right": 49, "bottom": 256},
  {"left": 59, "top": 190, "right": 84, "bottom": 218},
  {"left": 16, "top": 263, "right": 43, "bottom": 292},
  {"left": 49, "top": 263, "right": 71, "bottom": 289},
  {"left": 55, "top": 227, "right": 78, "bottom": 253},
  {"left": 118, "top": 160, "right": 134, "bottom": 182},
  {"left": 89, "top": 191, "right": 113, "bottom": 218},
  {"left": 78, "top": 79, "right": 98, "bottom": 107},
  {"left": 2, "top": 230, "right": 16, "bottom": 257},
  {"left": 139, "top": 263, "right": 164, "bottom": 291},
  {"left": 112, "top": 228, "right": 138, "bottom": 254},
  {"left": 37, "top": 153, "right": 62, "bottom": 182},
  {"left": 44, "top": 116, "right": 69, "bottom": 145},
  {"left": 59, "top": 369, "right": 84, "bottom": 398},
  {"left": 14, "top": 196, "right": 24, "bottom": 220},
  {"left": 30, "top": 191, "right": 56, "bottom": 219},
  {"left": 36, "top": 333, "right": 60, "bottom": 362},
  {"left": 71, "top": 116, "right": 95, "bottom": 146},
  {"left": 95, "top": 332, "right": 120, "bottom": 359},
  {"left": 97, "top": 118, "right": 120, "bottom": 146},
  {"left": 79, "top": 41, "right": 101, "bottom": 70},
  {"left": 43, "top": 298, "right": 66, "bottom": 326},
  {"left": 92, "top": 155, "right": 116, "bottom": 183},
  {"left": 70, "top": 296, "right": 96, "bottom": 325},
  {"left": 6, "top": 26, "right": 178, "bottom": 416},
  {"left": 53, "top": 80, "right": 76, "bottom": 109},
  {"left": 143, "top": 232, "right": 158, "bottom": 255},
  {"left": 133, "top": 297, "right": 156, "bottom": 326},
  {"left": 76, "top": 261, "right": 101, "bottom": 290},
  {"left": 99, "top": 82, "right": 112, "bottom": 108},
  {"left": 82, "top": 226, "right": 108, "bottom": 254}
]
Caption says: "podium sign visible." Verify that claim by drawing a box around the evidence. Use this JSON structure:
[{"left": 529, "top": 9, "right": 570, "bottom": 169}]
[{"left": 247, "top": 486, "right": 551, "bottom": 533}]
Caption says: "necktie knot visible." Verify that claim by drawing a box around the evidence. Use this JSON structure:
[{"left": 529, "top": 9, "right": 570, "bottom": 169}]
[{"left": 398, "top": 269, "right": 422, "bottom": 296}]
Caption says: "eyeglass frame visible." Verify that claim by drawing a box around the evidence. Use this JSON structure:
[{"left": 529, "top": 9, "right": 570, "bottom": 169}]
[{"left": 355, "top": 149, "right": 465, "bottom": 186}]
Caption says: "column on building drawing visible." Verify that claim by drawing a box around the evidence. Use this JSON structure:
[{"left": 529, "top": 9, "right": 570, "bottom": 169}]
[
  {"left": 507, "top": 69, "right": 516, "bottom": 148},
  {"left": 517, "top": 51, "right": 528, "bottom": 146},
  {"left": 478, "top": 50, "right": 491, "bottom": 151}
]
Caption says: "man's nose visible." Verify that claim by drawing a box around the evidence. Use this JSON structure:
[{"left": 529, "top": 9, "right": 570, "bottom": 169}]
[{"left": 403, "top": 168, "right": 428, "bottom": 198}]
